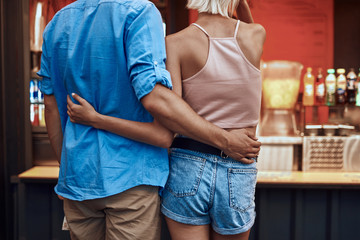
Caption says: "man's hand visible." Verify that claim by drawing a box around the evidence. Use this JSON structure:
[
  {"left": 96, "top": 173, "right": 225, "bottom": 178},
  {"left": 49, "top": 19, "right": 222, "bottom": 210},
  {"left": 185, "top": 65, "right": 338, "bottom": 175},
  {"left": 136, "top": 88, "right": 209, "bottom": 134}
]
[
  {"left": 222, "top": 129, "right": 261, "bottom": 164},
  {"left": 142, "top": 84, "right": 261, "bottom": 163}
]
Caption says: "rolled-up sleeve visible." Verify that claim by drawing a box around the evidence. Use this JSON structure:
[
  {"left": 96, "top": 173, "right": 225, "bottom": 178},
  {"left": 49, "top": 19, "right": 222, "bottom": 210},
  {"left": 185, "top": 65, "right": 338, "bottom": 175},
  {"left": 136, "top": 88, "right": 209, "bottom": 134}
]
[
  {"left": 125, "top": 3, "right": 172, "bottom": 100},
  {"left": 37, "top": 31, "right": 54, "bottom": 95}
]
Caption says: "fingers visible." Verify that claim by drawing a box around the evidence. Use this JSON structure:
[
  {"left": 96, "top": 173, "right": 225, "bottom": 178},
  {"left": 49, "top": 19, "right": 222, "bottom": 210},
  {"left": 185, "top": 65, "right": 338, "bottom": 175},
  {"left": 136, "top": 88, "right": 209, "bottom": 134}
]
[
  {"left": 245, "top": 134, "right": 261, "bottom": 147},
  {"left": 225, "top": 146, "right": 259, "bottom": 163},
  {"left": 67, "top": 95, "right": 75, "bottom": 114},
  {"left": 229, "top": 128, "right": 261, "bottom": 146},
  {"left": 250, "top": 146, "right": 261, "bottom": 154},
  {"left": 242, "top": 140, "right": 261, "bottom": 154},
  {"left": 238, "top": 158, "right": 255, "bottom": 164},
  {"left": 71, "top": 93, "right": 85, "bottom": 105},
  {"left": 244, "top": 152, "right": 259, "bottom": 158},
  {"left": 66, "top": 95, "right": 76, "bottom": 122},
  {"left": 228, "top": 154, "right": 255, "bottom": 164},
  {"left": 245, "top": 132, "right": 261, "bottom": 146},
  {"left": 67, "top": 96, "right": 74, "bottom": 116},
  {"left": 246, "top": 131, "right": 258, "bottom": 141},
  {"left": 240, "top": 128, "right": 257, "bottom": 140},
  {"left": 67, "top": 94, "right": 72, "bottom": 104},
  {"left": 67, "top": 94, "right": 84, "bottom": 116}
]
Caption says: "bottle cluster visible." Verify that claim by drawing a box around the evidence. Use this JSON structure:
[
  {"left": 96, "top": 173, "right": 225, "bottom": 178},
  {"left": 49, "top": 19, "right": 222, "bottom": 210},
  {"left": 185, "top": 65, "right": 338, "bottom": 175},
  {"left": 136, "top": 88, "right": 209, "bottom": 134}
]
[
  {"left": 302, "top": 67, "right": 360, "bottom": 106},
  {"left": 29, "top": 78, "right": 45, "bottom": 127}
]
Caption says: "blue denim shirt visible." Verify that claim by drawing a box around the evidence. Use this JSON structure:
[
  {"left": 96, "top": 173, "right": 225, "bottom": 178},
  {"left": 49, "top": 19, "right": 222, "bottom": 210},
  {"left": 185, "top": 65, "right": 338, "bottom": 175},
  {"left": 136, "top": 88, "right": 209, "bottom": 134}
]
[{"left": 37, "top": 0, "right": 172, "bottom": 201}]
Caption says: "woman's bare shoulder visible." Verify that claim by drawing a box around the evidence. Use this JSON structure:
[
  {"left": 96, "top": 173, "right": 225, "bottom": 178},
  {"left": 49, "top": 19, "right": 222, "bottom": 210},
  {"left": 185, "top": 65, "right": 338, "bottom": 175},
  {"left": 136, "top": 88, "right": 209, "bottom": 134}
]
[
  {"left": 239, "top": 20, "right": 265, "bottom": 32},
  {"left": 165, "top": 27, "right": 192, "bottom": 46},
  {"left": 242, "top": 22, "right": 266, "bottom": 38},
  {"left": 165, "top": 26, "right": 199, "bottom": 55},
  {"left": 252, "top": 23, "right": 266, "bottom": 45},
  {"left": 238, "top": 21, "right": 266, "bottom": 45}
]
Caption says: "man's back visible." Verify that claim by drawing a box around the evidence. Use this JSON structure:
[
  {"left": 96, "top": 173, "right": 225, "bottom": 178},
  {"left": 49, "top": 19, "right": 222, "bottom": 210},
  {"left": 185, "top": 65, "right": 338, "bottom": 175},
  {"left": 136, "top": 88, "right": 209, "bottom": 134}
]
[{"left": 38, "top": 0, "right": 172, "bottom": 201}]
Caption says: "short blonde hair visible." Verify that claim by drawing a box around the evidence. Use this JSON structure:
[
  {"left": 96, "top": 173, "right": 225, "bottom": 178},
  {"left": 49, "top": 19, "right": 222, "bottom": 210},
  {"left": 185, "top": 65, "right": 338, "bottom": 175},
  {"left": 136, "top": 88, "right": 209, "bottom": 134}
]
[{"left": 187, "top": 0, "right": 240, "bottom": 18}]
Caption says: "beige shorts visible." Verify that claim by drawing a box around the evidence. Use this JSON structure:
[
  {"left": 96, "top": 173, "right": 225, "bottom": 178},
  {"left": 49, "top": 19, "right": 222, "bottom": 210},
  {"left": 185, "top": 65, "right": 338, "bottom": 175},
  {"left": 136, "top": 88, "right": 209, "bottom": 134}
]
[{"left": 63, "top": 185, "right": 161, "bottom": 240}]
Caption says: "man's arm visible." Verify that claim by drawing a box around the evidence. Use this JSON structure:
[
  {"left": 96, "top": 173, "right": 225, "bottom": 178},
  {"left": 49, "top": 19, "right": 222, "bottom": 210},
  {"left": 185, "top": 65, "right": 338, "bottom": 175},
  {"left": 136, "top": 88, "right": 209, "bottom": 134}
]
[
  {"left": 125, "top": 3, "right": 260, "bottom": 162},
  {"left": 44, "top": 94, "right": 63, "bottom": 163},
  {"left": 141, "top": 84, "right": 261, "bottom": 163}
]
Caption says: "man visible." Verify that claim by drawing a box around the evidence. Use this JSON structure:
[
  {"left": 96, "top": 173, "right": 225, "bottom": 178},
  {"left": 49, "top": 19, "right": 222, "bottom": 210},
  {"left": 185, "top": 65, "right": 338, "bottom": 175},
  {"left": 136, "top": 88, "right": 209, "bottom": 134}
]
[{"left": 38, "top": 0, "right": 260, "bottom": 239}]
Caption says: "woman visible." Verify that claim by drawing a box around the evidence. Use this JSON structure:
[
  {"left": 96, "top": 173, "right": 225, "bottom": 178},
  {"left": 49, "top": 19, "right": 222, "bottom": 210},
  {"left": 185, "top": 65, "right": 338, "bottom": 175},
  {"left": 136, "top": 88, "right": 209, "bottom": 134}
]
[
  {"left": 160, "top": 0, "right": 265, "bottom": 239},
  {"left": 67, "top": 0, "right": 265, "bottom": 239}
]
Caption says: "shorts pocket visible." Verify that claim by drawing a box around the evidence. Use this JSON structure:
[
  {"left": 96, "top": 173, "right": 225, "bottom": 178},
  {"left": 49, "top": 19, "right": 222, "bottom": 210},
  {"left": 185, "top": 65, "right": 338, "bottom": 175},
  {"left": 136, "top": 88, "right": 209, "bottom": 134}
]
[
  {"left": 228, "top": 168, "right": 257, "bottom": 212},
  {"left": 165, "top": 151, "right": 206, "bottom": 197}
]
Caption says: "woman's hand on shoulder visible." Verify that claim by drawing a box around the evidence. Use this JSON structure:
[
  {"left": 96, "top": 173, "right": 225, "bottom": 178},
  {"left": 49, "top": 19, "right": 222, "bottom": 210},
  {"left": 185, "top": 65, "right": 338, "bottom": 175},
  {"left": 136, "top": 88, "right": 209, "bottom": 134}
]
[{"left": 67, "top": 93, "right": 99, "bottom": 127}]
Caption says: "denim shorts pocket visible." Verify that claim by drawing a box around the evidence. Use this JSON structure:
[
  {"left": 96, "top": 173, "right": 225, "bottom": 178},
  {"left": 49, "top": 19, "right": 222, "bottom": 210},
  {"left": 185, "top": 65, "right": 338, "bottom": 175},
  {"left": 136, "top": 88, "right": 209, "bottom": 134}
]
[
  {"left": 228, "top": 168, "right": 257, "bottom": 212},
  {"left": 165, "top": 151, "right": 206, "bottom": 197}
]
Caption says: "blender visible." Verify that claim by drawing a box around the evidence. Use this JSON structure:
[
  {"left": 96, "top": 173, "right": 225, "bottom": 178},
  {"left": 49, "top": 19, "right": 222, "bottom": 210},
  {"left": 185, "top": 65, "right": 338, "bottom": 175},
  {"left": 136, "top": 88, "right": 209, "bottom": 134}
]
[{"left": 259, "top": 60, "right": 303, "bottom": 136}]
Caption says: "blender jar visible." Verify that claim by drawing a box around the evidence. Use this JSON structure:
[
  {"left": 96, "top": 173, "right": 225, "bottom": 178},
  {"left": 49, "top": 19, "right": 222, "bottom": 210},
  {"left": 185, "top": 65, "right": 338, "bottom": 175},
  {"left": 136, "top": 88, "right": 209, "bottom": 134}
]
[{"left": 259, "top": 60, "right": 303, "bottom": 136}]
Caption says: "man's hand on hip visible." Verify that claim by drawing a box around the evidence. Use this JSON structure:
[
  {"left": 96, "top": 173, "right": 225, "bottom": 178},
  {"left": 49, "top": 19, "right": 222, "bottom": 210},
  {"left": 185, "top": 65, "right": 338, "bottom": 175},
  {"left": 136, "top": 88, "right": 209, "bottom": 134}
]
[{"left": 222, "top": 129, "right": 261, "bottom": 164}]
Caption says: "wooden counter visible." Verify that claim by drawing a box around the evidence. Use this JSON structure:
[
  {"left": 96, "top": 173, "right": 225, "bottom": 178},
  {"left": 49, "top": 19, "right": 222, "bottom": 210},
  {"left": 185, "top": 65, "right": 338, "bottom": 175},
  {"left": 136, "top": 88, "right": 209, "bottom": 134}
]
[
  {"left": 18, "top": 166, "right": 360, "bottom": 188},
  {"left": 18, "top": 166, "right": 59, "bottom": 180},
  {"left": 15, "top": 166, "right": 360, "bottom": 240},
  {"left": 257, "top": 171, "right": 360, "bottom": 188}
]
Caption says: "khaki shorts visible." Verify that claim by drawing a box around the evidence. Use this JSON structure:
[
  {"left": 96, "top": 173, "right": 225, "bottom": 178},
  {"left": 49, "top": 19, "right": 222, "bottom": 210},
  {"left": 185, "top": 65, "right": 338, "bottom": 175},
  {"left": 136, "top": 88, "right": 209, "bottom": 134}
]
[{"left": 63, "top": 185, "right": 161, "bottom": 240}]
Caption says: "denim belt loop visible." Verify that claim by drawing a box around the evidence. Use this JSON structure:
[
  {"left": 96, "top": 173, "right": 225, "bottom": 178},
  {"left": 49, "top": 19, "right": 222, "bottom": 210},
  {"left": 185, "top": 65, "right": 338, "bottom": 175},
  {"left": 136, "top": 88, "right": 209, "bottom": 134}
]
[{"left": 220, "top": 151, "right": 229, "bottom": 159}]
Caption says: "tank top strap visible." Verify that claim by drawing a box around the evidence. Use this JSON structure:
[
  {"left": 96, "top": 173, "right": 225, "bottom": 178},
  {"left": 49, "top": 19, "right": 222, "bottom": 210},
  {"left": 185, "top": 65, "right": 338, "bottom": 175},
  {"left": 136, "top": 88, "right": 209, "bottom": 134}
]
[
  {"left": 192, "top": 23, "right": 210, "bottom": 37},
  {"left": 233, "top": 20, "right": 240, "bottom": 38}
]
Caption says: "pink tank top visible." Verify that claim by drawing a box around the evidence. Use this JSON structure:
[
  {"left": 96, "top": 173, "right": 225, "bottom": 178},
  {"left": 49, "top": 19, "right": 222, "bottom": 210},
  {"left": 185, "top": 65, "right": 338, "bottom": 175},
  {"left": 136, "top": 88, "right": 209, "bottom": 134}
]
[{"left": 182, "top": 21, "right": 262, "bottom": 128}]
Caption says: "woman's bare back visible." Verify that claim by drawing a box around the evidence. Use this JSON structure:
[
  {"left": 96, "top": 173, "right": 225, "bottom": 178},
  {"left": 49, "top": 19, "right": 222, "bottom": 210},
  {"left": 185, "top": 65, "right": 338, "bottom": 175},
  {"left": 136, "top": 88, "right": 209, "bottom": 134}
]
[
  {"left": 166, "top": 14, "right": 265, "bottom": 135},
  {"left": 166, "top": 14, "right": 265, "bottom": 84}
]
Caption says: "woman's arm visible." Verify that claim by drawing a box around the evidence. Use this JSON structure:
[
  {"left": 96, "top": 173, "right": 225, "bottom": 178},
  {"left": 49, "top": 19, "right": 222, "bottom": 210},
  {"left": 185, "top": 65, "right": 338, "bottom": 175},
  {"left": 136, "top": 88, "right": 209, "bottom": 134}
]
[
  {"left": 67, "top": 94, "right": 174, "bottom": 148},
  {"left": 236, "top": 0, "right": 254, "bottom": 23}
]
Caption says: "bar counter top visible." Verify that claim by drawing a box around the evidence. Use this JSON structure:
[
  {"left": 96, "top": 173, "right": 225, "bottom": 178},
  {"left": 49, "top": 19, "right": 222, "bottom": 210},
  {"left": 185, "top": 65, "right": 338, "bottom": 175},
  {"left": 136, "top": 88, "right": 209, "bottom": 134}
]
[
  {"left": 18, "top": 166, "right": 60, "bottom": 180},
  {"left": 17, "top": 166, "right": 360, "bottom": 188},
  {"left": 256, "top": 171, "right": 360, "bottom": 187}
]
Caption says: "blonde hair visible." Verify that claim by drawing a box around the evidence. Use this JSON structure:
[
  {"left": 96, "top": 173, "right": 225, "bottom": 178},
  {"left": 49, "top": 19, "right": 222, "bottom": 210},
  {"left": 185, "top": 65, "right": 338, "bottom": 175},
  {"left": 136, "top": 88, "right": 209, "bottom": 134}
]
[{"left": 187, "top": 0, "right": 240, "bottom": 18}]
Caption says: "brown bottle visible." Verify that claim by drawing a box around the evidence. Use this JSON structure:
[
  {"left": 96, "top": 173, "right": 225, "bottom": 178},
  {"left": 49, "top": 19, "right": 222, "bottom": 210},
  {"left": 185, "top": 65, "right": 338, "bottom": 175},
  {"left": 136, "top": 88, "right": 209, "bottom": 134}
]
[
  {"left": 346, "top": 68, "right": 357, "bottom": 105},
  {"left": 315, "top": 68, "right": 325, "bottom": 105}
]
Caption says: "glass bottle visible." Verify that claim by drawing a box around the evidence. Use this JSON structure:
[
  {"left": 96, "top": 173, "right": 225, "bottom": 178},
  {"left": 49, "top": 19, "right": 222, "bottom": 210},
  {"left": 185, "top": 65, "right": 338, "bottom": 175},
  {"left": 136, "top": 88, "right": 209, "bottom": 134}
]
[
  {"left": 315, "top": 68, "right": 325, "bottom": 105},
  {"left": 346, "top": 68, "right": 357, "bottom": 105},
  {"left": 303, "top": 67, "right": 315, "bottom": 106},
  {"left": 325, "top": 69, "right": 336, "bottom": 106},
  {"left": 336, "top": 68, "right": 347, "bottom": 105}
]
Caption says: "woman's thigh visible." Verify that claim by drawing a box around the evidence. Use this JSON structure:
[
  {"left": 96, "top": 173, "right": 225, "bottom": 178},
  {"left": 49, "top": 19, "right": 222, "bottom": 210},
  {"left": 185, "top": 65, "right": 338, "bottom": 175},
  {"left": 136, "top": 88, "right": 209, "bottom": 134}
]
[
  {"left": 165, "top": 216, "right": 210, "bottom": 240},
  {"left": 210, "top": 228, "right": 251, "bottom": 240}
]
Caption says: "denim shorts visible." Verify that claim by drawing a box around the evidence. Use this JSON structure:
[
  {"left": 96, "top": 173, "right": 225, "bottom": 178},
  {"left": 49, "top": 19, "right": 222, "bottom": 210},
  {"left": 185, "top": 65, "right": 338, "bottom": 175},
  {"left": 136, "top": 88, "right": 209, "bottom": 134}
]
[{"left": 161, "top": 148, "right": 257, "bottom": 235}]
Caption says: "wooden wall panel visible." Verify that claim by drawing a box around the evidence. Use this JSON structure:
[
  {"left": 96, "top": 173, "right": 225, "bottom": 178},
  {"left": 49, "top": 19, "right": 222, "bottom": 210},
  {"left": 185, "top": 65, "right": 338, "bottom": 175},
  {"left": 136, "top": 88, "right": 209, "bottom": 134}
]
[{"left": 334, "top": 0, "right": 360, "bottom": 69}]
